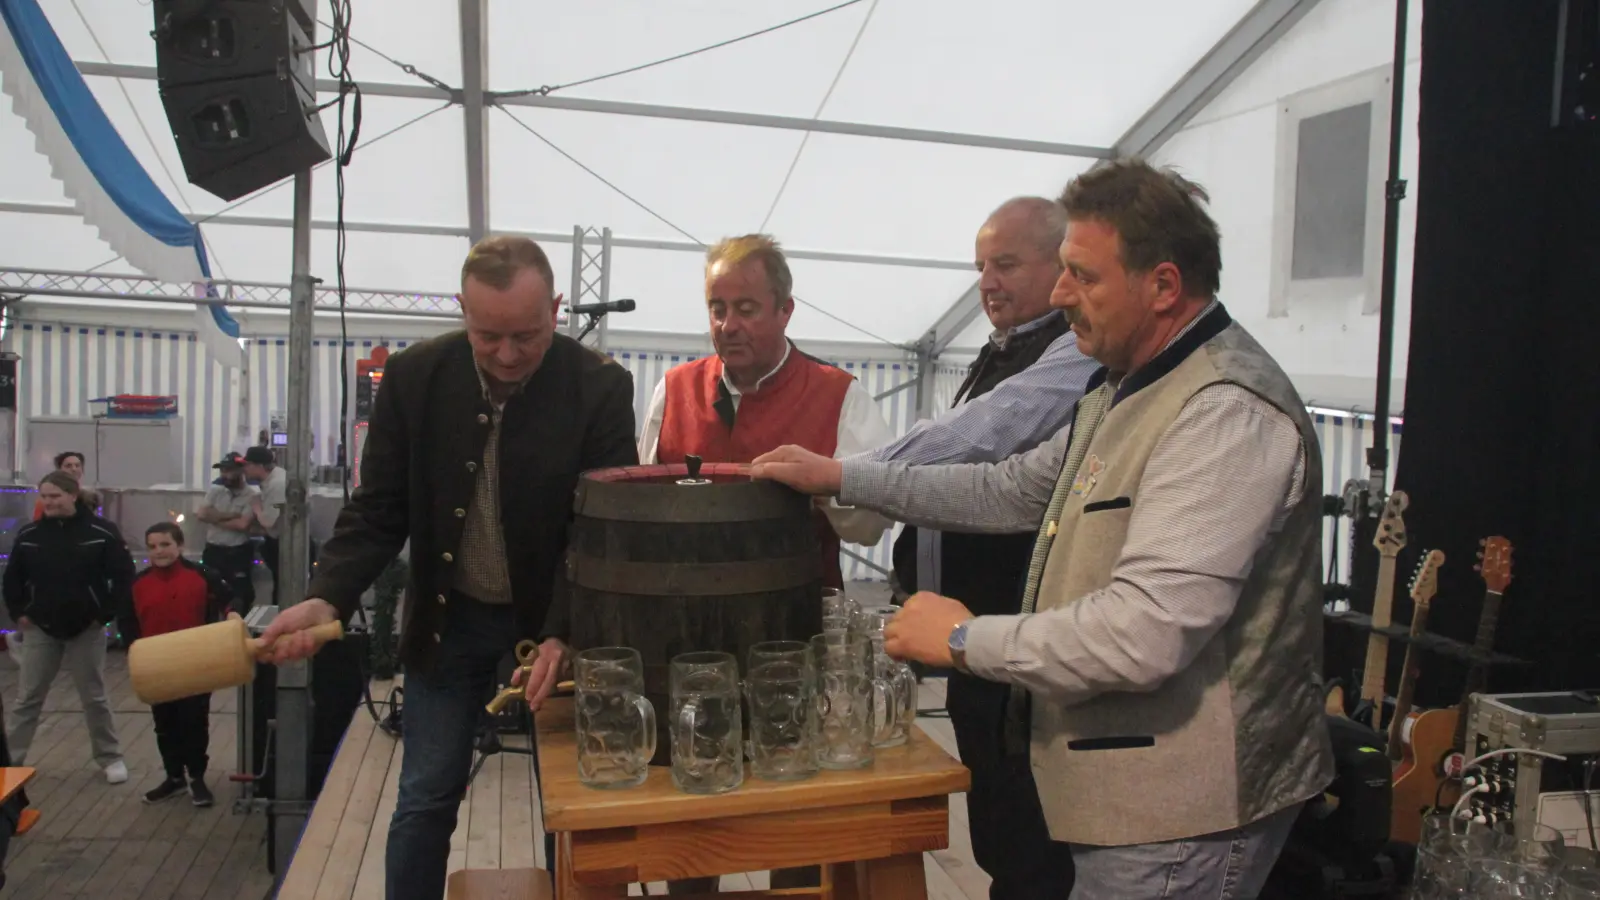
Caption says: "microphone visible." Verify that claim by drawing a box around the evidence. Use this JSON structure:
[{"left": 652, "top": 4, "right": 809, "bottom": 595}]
[{"left": 569, "top": 299, "right": 636, "bottom": 315}]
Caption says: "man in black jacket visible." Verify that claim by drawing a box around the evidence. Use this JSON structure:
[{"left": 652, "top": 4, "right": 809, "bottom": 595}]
[
  {"left": 259, "top": 236, "right": 638, "bottom": 900},
  {"left": 4, "top": 471, "right": 134, "bottom": 785}
]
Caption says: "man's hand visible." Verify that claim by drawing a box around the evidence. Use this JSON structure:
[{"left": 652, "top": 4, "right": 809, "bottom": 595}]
[
  {"left": 749, "top": 445, "right": 844, "bottom": 496},
  {"left": 256, "top": 599, "right": 339, "bottom": 664},
  {"left": 511, "top": 637, "right": 569, "bottom": 711},
  {"left": 16, "top": 616, "right": 30, "bottom": 629},
  {"left": 884, "top": 592, "right": 974, "bottom": 667}
]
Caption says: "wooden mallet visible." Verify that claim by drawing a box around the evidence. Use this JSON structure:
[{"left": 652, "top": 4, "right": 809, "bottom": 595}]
[{"left": 128, "top": 617, "right": 345, "bottom": 705}]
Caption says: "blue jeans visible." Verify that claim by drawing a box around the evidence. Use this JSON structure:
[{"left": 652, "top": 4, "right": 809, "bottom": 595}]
[
  {"left": 385, "top": 595, "right": 551, "bottom": 900},
  {"left": 1068, "top": 803, "right": 1301, "bottom": 899}
]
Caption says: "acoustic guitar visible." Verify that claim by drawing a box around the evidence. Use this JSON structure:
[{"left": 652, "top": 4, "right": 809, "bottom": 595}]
[
  {"left": 1387, "top": 549, "right": 1446, "bottom": 843},
  {"left": 1326, "top": 491, "right": 1410, "bottom": 726},
  {"left": 1389, "top": 536, "right": 1515, "bottom": 840}
]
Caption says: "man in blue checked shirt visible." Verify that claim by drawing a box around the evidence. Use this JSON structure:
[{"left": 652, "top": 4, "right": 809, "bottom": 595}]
[{"left": 862, "top": 196, "right": 1098, "bottom": 900}]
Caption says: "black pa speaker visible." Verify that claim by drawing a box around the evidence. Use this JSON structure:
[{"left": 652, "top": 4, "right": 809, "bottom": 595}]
[{"left": 152, "top": 0, "right": 331, "bottom": 201}]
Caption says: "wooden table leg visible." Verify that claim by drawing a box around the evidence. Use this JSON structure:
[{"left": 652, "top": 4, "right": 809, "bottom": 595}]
[
  {"left": 555, "top": 833, "right": 628, "bottom": 900},
  {"left": 854, "top": 854, "right": 927, "bottom": 900}
]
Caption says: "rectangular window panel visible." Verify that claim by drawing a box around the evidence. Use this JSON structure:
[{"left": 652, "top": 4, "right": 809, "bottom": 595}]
[{"left": 1291, "top": 102, "right": 1373, "bottom": 280}]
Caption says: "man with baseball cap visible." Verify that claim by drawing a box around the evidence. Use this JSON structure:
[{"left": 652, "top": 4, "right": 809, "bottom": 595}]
[
  {"left": 241, "top": 447, "right": 286, "bottom": 599},
  {"left": 193, "top": 453, "right": 258, "bottom": 615}
]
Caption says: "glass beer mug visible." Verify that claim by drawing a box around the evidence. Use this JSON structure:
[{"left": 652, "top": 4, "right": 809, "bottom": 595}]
[
  {"left": 821, "top": 587, "right": 859, "bottom": 634},
  {"left": 573, "top": 647, "right": 656, "bottom": 790},
  {"left": 809, "top": 632, "right": 874, "bottom": 770},
  {"left": 744, "top": 644, "right": 819, "bottom": 782},
  {"left": 670, "top": 651, "right": 745, "bottom": 794},
  {"left": 854, "top": 605, "right": 918, "bottom": 748}
]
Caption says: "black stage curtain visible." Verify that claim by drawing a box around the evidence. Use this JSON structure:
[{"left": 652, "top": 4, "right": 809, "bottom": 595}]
[{"left": 1349, "top": 0, "right": 1600, "bottom": 710}]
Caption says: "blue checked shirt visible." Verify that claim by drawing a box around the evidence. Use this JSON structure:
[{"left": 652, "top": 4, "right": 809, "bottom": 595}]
[{"left": 857, "top": 312, "right": 1099, "bottom": 592}]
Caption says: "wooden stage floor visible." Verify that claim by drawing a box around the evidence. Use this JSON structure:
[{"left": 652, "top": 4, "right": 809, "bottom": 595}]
[
  {"left": 0, "top": 645, "right": 275, "bottom": 899},
  {"left": 287, "top": 678, "right": 990, "bottom": 900}
]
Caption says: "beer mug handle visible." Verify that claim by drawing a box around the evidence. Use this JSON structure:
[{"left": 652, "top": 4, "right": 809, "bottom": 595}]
[
  {"left": 872, "top": 676, "right": 894, "bottom": 743},
  {"left": 633, "top": 693, "right": 657, "bottom": 763},
  {"left": 895, "top": 666, "right": 918, "bottom": 725},
  {"left": 742, "top": 679, "right": 754, "bottom": 762},
  {"left": 675, "top": 698, "right": 701, "bottom": 758}
]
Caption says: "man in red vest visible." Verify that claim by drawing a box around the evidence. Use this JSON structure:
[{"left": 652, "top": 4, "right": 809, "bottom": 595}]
[
  {"left": 640, "top": 234, "right": 893, "bottom": 592},
  {"left": 642, "top": 236, "right": 892, "bottom": 892}
]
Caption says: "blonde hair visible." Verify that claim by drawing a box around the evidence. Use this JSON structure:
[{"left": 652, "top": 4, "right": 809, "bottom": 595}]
[
  {"left": 460, "top": 235, "right": 555, "bottom": 294},
  {"left": 705, "top": 234, "right": 793, "bottom": 305}
]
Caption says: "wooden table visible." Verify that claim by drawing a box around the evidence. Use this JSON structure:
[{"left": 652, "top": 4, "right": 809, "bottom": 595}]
[{"left": 535, "top": 698, "right": 969, "bottom": 900}]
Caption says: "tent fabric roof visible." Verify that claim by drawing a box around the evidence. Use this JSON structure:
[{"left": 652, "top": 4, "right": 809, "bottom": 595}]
[{"left": 1, "top": 0, "right": 1263, "bottom": 349}]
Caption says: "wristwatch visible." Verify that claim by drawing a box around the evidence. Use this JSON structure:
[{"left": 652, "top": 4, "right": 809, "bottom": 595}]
[{"left": 948, "top": 618, "right": 973, "bottom": 674}]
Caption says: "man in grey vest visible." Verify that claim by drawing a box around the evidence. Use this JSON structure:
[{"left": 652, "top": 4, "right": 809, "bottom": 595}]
[{"left": 751, "top": 159, "right": 1334, "bottom": 897}]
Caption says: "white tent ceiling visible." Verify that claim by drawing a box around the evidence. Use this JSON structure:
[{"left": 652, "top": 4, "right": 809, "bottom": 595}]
[{"left": 0, "top": 0, "right": 1277, "bottom": 351}]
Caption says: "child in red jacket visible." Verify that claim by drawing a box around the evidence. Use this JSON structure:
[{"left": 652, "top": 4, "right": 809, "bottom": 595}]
[{"left": 124, "top": 523, "right": 234, "bottom": 807}]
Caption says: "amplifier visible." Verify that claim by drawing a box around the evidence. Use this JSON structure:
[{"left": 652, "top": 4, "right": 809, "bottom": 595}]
[{"left": 1463, "top": 690, "right": 1600, "bottom": 828}]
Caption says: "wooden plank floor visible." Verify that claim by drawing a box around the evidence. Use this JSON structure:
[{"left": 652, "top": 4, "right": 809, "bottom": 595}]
[
  {"left": 0, "top": 642, "right": 276, "bottom": 899},
  {"left": 287, "top": 678, "right": 987, "bottom": 900}
]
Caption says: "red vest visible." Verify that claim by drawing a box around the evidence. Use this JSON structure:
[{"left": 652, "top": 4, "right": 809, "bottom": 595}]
[{"left": 656, "top": 348, "right": 854, "bottom": 587}]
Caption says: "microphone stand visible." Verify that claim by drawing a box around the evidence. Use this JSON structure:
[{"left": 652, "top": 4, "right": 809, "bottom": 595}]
[
  {"left": 1364, "top": 0, "right": 1411, "bottom": 519},
  {"left": 575, "top": 311, "right": 606, "bottom": 344}
]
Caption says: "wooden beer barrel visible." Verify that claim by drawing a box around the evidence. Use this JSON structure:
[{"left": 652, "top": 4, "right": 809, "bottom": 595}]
[{"left": 566, "top": 457, "right": 823, "bottom": 765}]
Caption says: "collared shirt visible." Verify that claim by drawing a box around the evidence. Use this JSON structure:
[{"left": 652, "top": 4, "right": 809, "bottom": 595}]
[
  {"left": 202, "top": 483, "right": 260, "bottom": 547},
  {"left": 837, "top": 302, "right": 1307, "bottom": 706},
  {"left": 639, "top": 343, "right": 895, "bottom": 546},
  {"left": 451, "top": 365, "right": 529, "bottom": 605},
  {"left": 864, "top": 313, "right": 1095, "bottom": 470},
  {"left": 987, "top": 307, "right": 1062, "bottom": 352},
  {"left": 254, "top": 467, "right": 288, "bottom": 539},
  {"left": 860, "top": 312, "right": 1097, "bottom": 593}
]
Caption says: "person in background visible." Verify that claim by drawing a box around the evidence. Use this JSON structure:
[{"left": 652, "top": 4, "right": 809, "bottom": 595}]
[
  {"left": 242, "top": 447, "right": 286, "bottom": 599},
  {"left": 752, "top": 160, "right": 1334, "bottom": 897},
  {"left": 638, "top": 234, "right": 893, "bottom": 585},
  {"left": 4, "top": 471, "right": 132, "bottom": 784},
  {"left": 194, "top": 453, "right": 258, "bottom": 615},
  {"left": 122, "top": 522, "right": 231, "bottom": 807},
  {"left": 255, "top": 235, "right": 639, "bottom": 900},
  {"left": 873, "top": 196, "right": 1095, "bottom": 900},
  {"left": 30, "top": 451, "right": 91, "bottom": 521}
]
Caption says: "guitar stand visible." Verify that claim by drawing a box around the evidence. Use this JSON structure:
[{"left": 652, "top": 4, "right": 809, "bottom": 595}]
[{"left": 1322, "top": 610, "right": 1530, "bottom": 669}]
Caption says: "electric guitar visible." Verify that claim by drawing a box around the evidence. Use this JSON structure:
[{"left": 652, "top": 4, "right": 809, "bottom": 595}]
[
  {"left": 1328, "top": 492, "right": 1410, "bottom": 728},
  {"left": 1388, "top": 549, "right": 1446, "bottom": 843},
  {"left": 1389, "top": 536, "right": 1513, "bottom": 842}
]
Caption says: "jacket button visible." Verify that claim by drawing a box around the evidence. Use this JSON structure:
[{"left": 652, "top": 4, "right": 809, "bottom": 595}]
[
  {"left": 436, "top": 593, "right": 447, "bottom": 605},
  {"left": 466, "top": 461, "right": 478, "bottom": 473},
  {"left": 477, "top": 414, "right": 489, "bottom": 425},
  {"left": 441, "top": 552, "right": 454, "bottom": 563},
  {"left": 433, "top": 633, "right": 441, "bottom": 643},
  {"left": 454, "top": 508, "right": 466, "bottom": 518}
]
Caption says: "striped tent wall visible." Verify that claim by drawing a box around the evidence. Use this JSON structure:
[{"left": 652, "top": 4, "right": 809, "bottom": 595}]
[
  {"left": 3, "top": 318, "right": 1396, "bottom": 584},
  {"left": 4, "top": 323, "right": 421, "bottom": 489},
  {"left": 1314, "top": 412, "right": 1404, "bottom": 586}
]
